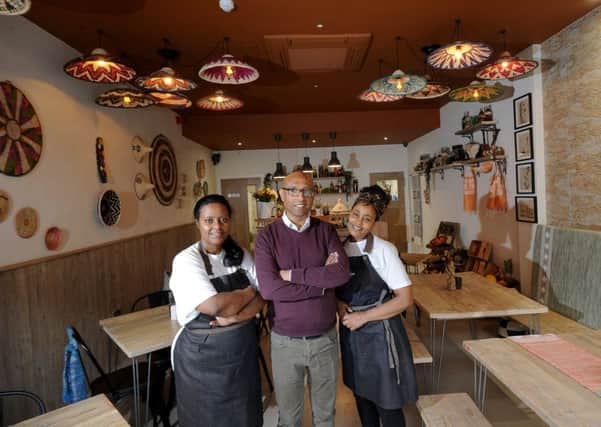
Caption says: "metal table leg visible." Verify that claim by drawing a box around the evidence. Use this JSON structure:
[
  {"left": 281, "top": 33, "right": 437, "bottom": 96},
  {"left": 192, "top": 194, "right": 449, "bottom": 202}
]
[
  {"left": 429, "top": 318, "right": 447, "bottom": 392},
  {"left": 473, "top": 359, "right": 488, "bottom": 411},
  {"left": 528, "top": 314, "right": 540, "bottom": 334},
  {"left": 132, "top": 357, "right": 140, "bottom": 427},
  {"left": 145, "top": 353, "right": 152, "bottom": 425}
]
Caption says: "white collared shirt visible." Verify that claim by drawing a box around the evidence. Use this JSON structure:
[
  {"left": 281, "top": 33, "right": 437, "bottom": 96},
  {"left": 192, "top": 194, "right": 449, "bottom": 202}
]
[{"left": 282, "top": 211, "right": 311, "bottom": 233}]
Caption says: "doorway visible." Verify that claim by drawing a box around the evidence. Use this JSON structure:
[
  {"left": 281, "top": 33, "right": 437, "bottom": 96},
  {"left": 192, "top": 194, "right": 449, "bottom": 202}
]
[
  {"left": 370, "top": 172, "right": 407, "bottom": 252},
  {"left": 221, "top": 177, "right": 261, "bottom": 252}
]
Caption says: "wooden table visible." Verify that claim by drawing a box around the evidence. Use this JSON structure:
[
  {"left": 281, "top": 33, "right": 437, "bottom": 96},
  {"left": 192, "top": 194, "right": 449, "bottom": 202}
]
[
  {"left": 100, "top": 305, "right": 179, "bottom": 427},
  {"left": 410, "top": 272, "right": 548, "bottom": 390},
  {"left": 14, "top": 394, "right": 128, "bottom": 426},
  {"left": 464, "top": 331, "right": 601, "bottom": 426}
]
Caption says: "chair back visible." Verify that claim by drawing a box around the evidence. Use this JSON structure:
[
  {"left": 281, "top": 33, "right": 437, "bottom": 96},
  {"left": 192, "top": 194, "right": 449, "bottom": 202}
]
[
  {"left": 130, "top": 290, "right": 172, "bottom": 312},
  {"left": 67, "top": 326, "right": 117, "bottom": 395},
  {"left": 0, "top": 390, "right": 46, "bottom": 425}
]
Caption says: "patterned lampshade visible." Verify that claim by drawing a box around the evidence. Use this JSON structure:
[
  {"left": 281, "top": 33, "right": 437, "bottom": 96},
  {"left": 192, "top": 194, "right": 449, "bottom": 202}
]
[
  {"left": 196, "top": 90, "right": 243, "bottom": 111},
  {"left": 427, "top": 41, "right": 493, "bottom": 70},
  {"left": 0, "top": 0, "right": 30, "bottom": 15},
  {"left": 369, "top": 69, "right": 427, "bottom": 97},
  {"left": 198, "top": 54, "right": 259, "bottom": 85},
  {"left": 95, "top": 89, "right": 156, "bottom": 109},
  {"left": 64, "top": 48, "right": 136, "bottom": 83},
  {"left": 476, "top": 51, "right": 538, "bottom": 80},
  {"left": 149, "top": 92, "right": 192, "bottom": 109},
  {"left": 358, "top": 89, "right": 403, "bottom": 103},
  {"left": 405, "top": 81, "right": 451, "bottom": 100},
  {"left": 448, "top": 81, "right": 504, "bottom": 102},
  {"left": 136, "top": 67, "right": 197, "bottom": 92}
]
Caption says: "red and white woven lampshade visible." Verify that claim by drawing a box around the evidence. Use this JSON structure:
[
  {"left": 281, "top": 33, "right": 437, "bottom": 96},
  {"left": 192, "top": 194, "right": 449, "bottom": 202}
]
[
  {"left": 198, "top": 54, "right": 259, "bottom": 85},
  {"left": 196, "top": 90, "right": 243, "bottom": 111},
  {"left": 358, "top": 89, "right": 403, "bottom": 103},
  {"left": 476, "top": 51, "right": 538, "bottom": 80},
  {"left": 64, "top": 48, "right": 136, "bottom": 83},
  {"left": 149, "top": 92, "right": 192, "bottom": 109}
]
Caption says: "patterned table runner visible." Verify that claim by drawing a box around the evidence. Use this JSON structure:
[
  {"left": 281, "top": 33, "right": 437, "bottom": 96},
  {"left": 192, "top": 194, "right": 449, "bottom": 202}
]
[{"left": 510, "top": 334, "right": 601, "bottom": 395}]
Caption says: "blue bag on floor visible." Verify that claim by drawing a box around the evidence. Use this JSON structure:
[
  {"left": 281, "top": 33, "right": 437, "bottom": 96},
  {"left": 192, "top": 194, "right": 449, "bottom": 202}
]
[{"left": 62, "top": 326, "right": 89, "bottom": 404}]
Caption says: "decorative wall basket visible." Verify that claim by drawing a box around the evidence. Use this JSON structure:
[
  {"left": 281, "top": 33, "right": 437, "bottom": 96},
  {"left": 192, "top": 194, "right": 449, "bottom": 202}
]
[
  {"left": 97, "top": 189, "right": 121, "bottom": 226},
  {"left": 45, "top": 226, "right": 63, "bottom": 250},
  {"left": 0, "top": 0, "right": 31, "bottom": 15},
  {"left": 149, "top": 134, "right": 178, "bottom": 206},
  {"left": 0, "top": 81, "right": 43, "bottom": 176},
  {"left": 15, "top": 206, "right": 38, "bottom": 238}
]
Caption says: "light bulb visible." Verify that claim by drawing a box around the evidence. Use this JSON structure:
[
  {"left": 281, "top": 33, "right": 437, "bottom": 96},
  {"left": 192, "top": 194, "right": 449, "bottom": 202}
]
[
  {"left": 473, "top": 89, "right": 480, "bottom": 99},
  {"left": 396, "top": 81, "right": 403, "bottom": 90},
  {"left": 215, "top": 95, "right": 224, "bottom": 103},
  {"left": 163, "top": 76, "right": 174, "bottom": 87},
  {"left": 225, "top": 65, "right": 234, "bottom": 76},
  {"left": 95, "top": 59, "right": 107, "bottom": 67},
  {"left": 454, "top": 47, "right": 463, "bottom": 60},
  {"left": 123, "top": 96, "right": 132, "bottom": 104},
  {"left": 501, "top": 61, "right": 509, "bottom": 69}
]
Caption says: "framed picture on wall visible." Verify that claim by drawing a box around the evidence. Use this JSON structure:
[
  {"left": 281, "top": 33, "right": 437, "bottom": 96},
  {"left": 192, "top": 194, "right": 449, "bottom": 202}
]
[
  {"left": 515, "top": 196, "right": 538, "bottom": 223},
  {"left": 513, "top": 93, "right": 532, "bottom": 129},
  {"left": 514, "top": 128, "right": 534, "bottom": 161},
  {"left": 516, "top": 162, "right": 535, "bottom": 194}
]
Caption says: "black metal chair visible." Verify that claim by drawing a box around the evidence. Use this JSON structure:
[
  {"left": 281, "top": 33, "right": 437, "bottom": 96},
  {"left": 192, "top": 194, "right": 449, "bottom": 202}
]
[{"left": 0, "top": 390, "right": 46, "bottom": 425}]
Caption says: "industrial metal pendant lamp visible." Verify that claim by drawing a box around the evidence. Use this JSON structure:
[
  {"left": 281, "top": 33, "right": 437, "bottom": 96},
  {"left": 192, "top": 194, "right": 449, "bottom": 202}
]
[
  {"left": 327, "top": 131, "right": 342, "bottom": 171},
  {"left": 273, "top": 133, "right": 286, "bottom": 180},
  {"left": 63, "top": 29, "right": 136, "bottom": 83},
  {"left": 427, "top": 19, "right": 492, "bottom": 70},
  {"left": 301, "top": 132, "right": 314, "bottom": 174}
]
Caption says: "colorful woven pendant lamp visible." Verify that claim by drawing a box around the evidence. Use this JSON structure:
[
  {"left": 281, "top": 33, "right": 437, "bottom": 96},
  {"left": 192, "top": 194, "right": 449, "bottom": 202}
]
[
  {"left": 136, "top": 39, "right": 197, "bottom": 92},
  {"left": 64, "top": 30, "right": 136, "bottom": 83},
  {"left": 95, "top": 89, "right": 156, "bottom": 109},
  {"left": 476, "top": 30, "right": 538, "bottom": 80},
  {"left": 427, "top": 20, "right": 492, "bottom": 70},
  {"left": 0, "top": 0, "right": 31, "bottom": 15},
  {"left": 149, "top": 92, "right": 192, "bottom": 109},
  {"left": 370, "top": 37, "right": 426, "bottom": 97},
  {"left": 198, "top": 37, "right": 259, "bottom": 85},
  {"left": 196, "top": 90, "right": 243, "bottom": 111},
  {"left": 448, "top": 81, "right": 504, "bottom": 102},
  {"left": 358, "top": 59, "right": 404, "bottom": 103}
]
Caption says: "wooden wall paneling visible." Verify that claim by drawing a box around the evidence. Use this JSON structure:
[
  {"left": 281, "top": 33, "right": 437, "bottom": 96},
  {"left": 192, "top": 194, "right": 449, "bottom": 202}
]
[{"left": 0, "top": 223, "right": 198, "bottom": 423}]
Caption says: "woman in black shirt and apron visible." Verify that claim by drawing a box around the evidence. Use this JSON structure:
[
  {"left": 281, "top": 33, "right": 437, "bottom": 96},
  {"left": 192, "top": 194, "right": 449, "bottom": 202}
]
[
  {"left": 336, "top": 186, "right": 417, "bottom": 427},
  {"left": 170, "top": 195, "right": 264, "bottom": 427}
]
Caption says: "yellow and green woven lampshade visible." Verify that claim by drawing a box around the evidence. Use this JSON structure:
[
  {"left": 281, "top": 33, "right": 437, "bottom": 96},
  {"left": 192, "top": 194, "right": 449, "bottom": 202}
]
[
  {"left": 448, "top": 81, "right": 504, "bottom": 102},
  {"left": 370, "top": 69, "right": 427, "bottom": 97},
  {"left": 476, "top": 51, "right": 538, "bottom": 80}
]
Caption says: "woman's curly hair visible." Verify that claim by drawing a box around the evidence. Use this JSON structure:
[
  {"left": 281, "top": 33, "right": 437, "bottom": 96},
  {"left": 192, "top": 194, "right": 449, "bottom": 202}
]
[{"left": 352, "top": 185, "right": 391, "bottom": 220}]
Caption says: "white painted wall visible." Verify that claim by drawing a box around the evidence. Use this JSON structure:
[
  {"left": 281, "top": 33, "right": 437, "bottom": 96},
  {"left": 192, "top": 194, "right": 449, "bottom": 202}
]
[
  {"left": 406, "top": 45, "right": 546, "bottom": 295},
  {"left": 0, "top": 17, "right": 213, "bottom": 268}
]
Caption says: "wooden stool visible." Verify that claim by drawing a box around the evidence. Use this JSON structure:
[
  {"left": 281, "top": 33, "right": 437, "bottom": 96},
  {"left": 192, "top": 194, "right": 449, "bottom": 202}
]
[{"left": 417, "top": 393, "right": 492, "bottom": 427}]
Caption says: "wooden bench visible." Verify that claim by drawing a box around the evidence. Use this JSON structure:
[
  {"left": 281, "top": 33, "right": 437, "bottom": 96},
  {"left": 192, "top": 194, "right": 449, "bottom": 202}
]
[
  {"left": 417, "top": 393, "right": 492, "bottom": 427},
  {"left": 403, "top": 318, "right": 432, "bottom": 365},
  {"left": 511, "top": 310, "right": 594, "bottom": 335}
]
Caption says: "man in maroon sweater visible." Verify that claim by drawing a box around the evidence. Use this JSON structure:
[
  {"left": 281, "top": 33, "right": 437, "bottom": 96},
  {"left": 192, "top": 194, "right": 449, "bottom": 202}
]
[{"left": 255, "top": 171, "right": 350, "bottom": 427}]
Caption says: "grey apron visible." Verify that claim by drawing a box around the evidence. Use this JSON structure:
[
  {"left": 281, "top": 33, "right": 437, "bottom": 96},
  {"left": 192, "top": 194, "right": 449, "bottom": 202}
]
[
  {"left": 173, "top": 246, "right": 262, "bottom": 427},
  {"left": 336, "top": 238, "right": 418, "bottom": 409}
]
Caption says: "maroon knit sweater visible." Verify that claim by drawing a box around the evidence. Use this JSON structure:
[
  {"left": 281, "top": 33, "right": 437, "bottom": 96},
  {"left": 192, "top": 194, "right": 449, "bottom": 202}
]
[{"left": 255, "top": 217, "right": 351, "bottom": 337}]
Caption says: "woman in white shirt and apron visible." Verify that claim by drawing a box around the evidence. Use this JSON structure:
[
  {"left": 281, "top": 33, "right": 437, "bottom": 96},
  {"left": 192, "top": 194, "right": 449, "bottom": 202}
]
[
  {"left": 336, "top": 185, "right": 417, "bottom": 427},
  {"left": 170, "top": 194, "right": 264, "bottom": 427}
]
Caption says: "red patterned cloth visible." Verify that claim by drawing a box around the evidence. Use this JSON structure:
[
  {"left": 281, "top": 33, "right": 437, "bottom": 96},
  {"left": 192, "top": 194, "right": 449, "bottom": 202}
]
[{"left": 510, "top": 334, "right": 601, "bottom": 394}]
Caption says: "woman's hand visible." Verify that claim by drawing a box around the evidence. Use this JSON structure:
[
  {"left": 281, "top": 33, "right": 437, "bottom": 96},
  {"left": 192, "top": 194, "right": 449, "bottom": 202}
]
[
  {"left": 210, "top": 315, "right": 238, "bottom": 327},
  {"left": 337, "top": 301, "right": 350, "bottom": 321},
  {"left": 342, "top": 311, "right": 368, "bottom": 331}
]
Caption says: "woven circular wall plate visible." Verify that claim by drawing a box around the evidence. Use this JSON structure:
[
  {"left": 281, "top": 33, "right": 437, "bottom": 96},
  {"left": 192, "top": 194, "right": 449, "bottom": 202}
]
[
  {"left": 149, "top": 135, "right": 178, "bottom": 206},
  {"left": 0, "top": 0, "right": 31, "bottom": 15},
  {"left": 97, "top": 189, "right": 121, "bottom": 226},
  {"left": 15, "top": 206, "right": 38, "bottom": 238},
  {"left": 0, "top": 81, "right": 43, "bottom": 176}
]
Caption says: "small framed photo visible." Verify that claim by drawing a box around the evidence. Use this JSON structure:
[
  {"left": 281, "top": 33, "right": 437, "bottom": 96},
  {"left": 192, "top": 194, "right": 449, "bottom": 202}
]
[
  {"left": 513, "top": 93, "right": 532, "bottom": 129},
  {"left": 515, "top": 196, "right": 538, "bottom": 223},
  {"left": 514, "top": 128, "right": 534, "bottom": 161},
  {"left": 516, "top": 162, "right": 535, "bottom": 194}
]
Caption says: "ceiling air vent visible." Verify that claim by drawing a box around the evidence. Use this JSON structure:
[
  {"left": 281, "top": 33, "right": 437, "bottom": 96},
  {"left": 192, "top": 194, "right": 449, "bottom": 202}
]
[{"left": 263, "top": 34, "right": 372, "bottom": 72}]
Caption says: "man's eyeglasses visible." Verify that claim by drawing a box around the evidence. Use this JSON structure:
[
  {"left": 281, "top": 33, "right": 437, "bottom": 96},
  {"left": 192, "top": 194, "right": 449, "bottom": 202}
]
[
  {"left": 281, "top": 187, "right": 315, "bottom": 197},
  {"left": 200, "top": 217, "right": 230, "bottom": 225}
]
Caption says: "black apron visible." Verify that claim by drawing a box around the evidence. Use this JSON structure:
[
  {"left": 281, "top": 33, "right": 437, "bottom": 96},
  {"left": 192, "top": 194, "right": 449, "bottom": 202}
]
[
  {"left": 336, "top": 238, "right": 418, "bottom": 410},
  {"left": 173, "top": 246, "right": 262, "bottom": 427}
]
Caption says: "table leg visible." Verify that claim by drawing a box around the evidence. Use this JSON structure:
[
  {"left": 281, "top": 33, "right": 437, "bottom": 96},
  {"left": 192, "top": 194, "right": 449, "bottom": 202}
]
[
  {"left": 473, "top": 359, "right": 488, "bottom": 411},
  {"left": 132, "top": 357, "right": 140, "bottom": 427},
  {"left": 528, "top": 314, "right": 540, "bottom": 334},
  {"left": 436, "top": 320, "right": 447, "bottom": 391},
  {"left": 468, "top": 319, "right": 478, "bottom": 339},
  {"left": 429, "top": 318, "right": 436, "bottom": 391},
  {"left": 429, "top": 318, "right": 447, "bottom": 392},
  {"left": 145, "top": 353, "right": 152, "bottom": 424}
]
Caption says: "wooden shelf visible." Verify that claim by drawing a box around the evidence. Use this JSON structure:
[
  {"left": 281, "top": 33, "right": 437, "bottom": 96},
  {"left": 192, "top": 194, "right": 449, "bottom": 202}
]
[
  {"left": 454, "top": 122, "right": 498, "bottom": 136},
  {"left": 313, "top": 175, "right": 349, "bottom": 180}
]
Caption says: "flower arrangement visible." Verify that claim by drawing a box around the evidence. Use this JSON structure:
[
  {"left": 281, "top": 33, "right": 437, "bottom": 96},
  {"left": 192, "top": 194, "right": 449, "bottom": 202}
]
[{"left": 252, "top": 187, "right": 277, "bottom": 202}]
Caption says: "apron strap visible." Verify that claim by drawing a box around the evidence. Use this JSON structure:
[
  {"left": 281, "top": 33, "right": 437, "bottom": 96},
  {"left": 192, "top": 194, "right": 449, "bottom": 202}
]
[{"left": 350, "top": 289, "right": 402, "bottom": 384}]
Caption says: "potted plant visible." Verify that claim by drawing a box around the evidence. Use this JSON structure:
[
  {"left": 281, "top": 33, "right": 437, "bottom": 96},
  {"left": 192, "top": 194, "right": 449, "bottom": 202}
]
[{"left": 253, "top": 186, "right": 278, "bottom": 218}]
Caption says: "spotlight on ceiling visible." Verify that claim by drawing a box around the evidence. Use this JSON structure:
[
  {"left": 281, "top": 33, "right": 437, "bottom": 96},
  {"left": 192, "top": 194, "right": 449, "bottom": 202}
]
[{"left": 219, "top": 0, "right": 235, "bottom": 12}]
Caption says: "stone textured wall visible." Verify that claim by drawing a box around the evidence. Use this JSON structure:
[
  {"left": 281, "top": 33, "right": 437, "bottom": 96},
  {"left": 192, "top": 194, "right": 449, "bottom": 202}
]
[{"left": 542, "top": 6, "right": 601, "bottom": 229}]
